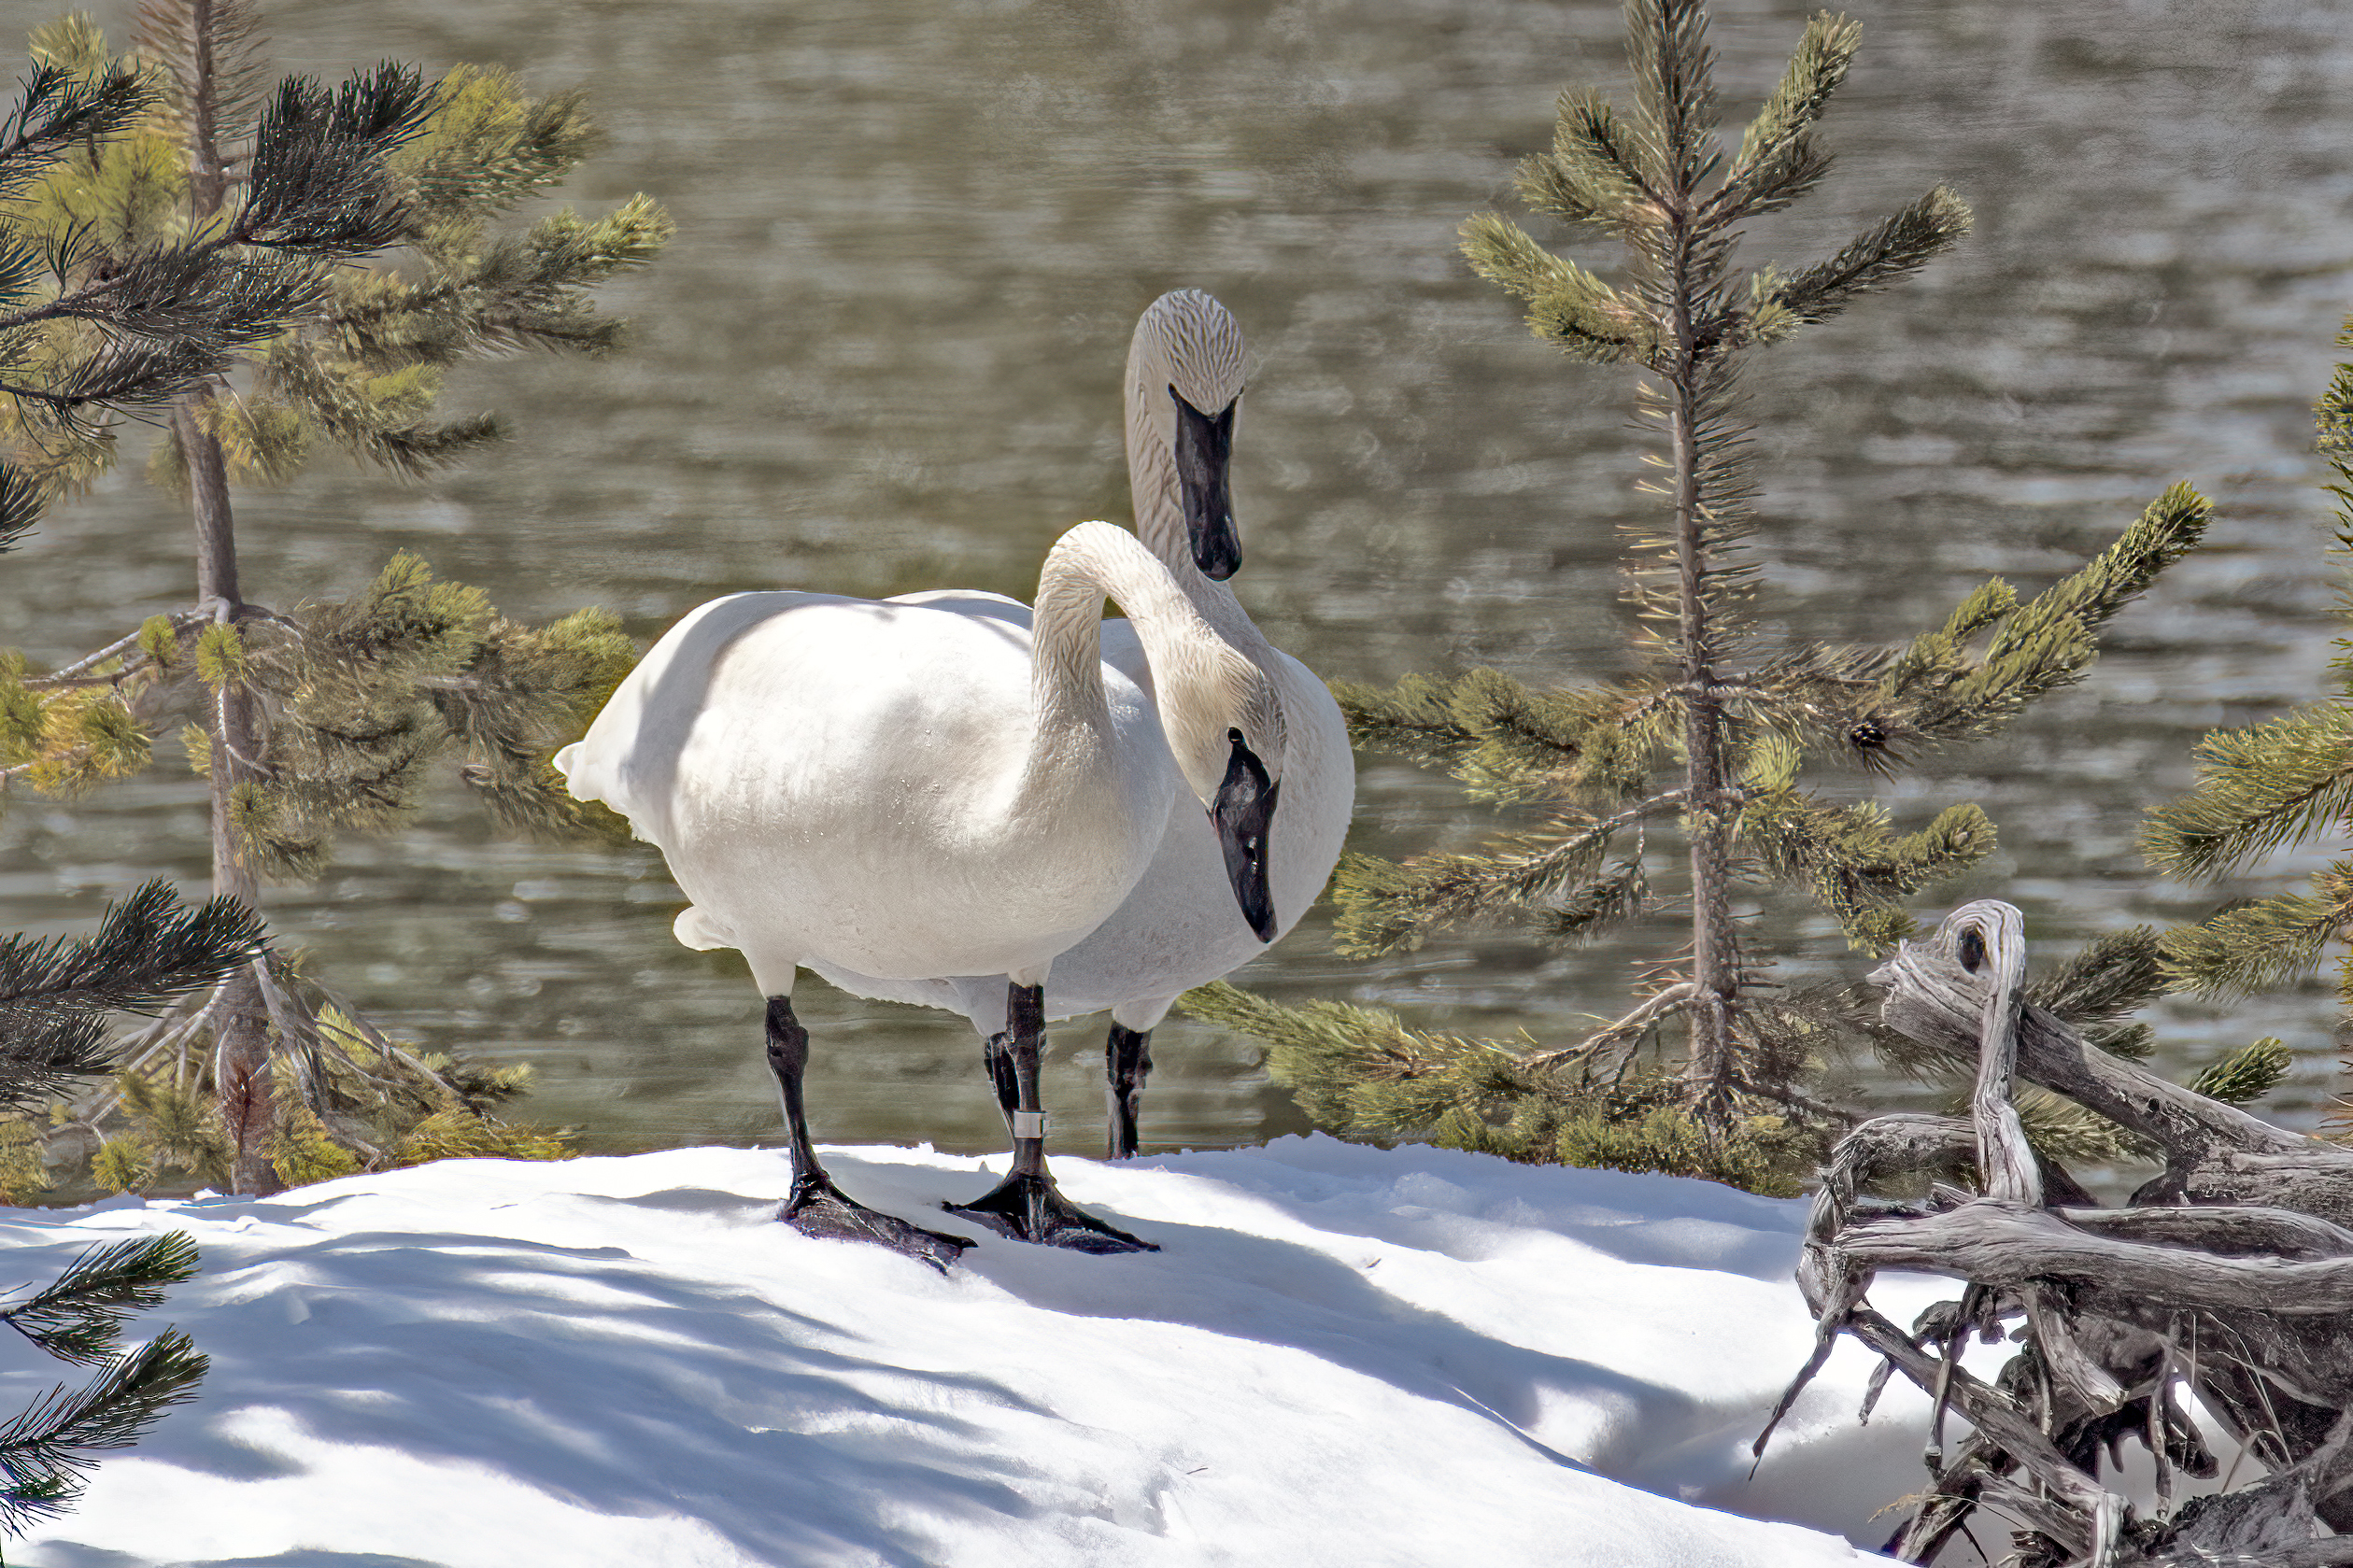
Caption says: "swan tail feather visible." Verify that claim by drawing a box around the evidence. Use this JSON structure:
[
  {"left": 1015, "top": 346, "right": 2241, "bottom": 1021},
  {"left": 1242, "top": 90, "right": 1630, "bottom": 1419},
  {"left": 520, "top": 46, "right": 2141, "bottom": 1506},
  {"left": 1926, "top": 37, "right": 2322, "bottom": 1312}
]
[{"left": 673, "top": 904, "right": 738, "bottom": 951}]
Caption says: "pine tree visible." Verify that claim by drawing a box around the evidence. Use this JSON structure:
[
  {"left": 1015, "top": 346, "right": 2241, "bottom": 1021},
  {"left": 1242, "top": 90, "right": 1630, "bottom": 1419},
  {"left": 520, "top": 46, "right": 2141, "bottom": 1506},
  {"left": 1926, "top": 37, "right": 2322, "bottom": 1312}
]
[
  {"left": 2143, "top": 310, "right": 2353, "bottom": 1129},
  {"left": 0, "top": 7, "right": 663, "bottom": 1194},
  {"left": 1187, "top": 1, "right": 2208, "bottom": 1188},
  {"left": 0, "top": 1231, "right": 208, "bottom": 1546}
]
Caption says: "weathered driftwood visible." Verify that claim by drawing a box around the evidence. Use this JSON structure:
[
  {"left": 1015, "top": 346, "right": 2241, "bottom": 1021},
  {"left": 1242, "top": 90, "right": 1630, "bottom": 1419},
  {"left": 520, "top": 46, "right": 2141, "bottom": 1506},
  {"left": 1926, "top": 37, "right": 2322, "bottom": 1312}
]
[
  {"left": 1763, "top": 901, "right": 2353, "bottom": 1567},
  {"left": 1841, "top": 1200, "right": 2353, "bottom": 1316},
  {"left": 1872, "top": 918, "right": 2353, "bottom": 1230}
]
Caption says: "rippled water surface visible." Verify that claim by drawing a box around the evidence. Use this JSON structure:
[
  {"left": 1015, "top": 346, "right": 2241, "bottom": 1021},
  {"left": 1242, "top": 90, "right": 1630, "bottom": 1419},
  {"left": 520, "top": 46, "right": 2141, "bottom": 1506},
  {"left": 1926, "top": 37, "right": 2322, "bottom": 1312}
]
[{"left": 11, "top": 0, "right": 2353, "bottom": 1157}]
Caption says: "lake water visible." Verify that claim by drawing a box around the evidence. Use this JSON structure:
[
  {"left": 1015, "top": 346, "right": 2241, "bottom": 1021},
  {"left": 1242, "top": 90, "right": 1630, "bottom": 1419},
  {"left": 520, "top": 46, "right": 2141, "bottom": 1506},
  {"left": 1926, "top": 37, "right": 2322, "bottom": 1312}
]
[{"left": 9, "top": 0, "right": 2353, "bottom": 1160}]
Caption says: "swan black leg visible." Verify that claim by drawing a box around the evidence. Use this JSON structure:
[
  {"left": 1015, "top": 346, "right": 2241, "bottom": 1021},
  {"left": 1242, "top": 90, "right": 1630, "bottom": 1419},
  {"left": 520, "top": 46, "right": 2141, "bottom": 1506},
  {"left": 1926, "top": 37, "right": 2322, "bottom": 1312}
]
[
  {"left": 982, "top": 1027, "right": 1021, "bottom": 1136},
  {"left": 947, "top": 983, "right": 1157, "bottom": 1254},
  {"left": 765, "top": 996, "right": 970, "bottom": 1272},
  {"left": 1104, "top": 1024, "right": 1154, "bottom": 1160}
]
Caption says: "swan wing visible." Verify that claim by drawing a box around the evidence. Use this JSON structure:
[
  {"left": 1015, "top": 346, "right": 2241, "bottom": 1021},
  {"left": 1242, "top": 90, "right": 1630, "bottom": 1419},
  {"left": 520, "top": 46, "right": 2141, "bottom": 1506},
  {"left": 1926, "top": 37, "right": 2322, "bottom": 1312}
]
[{"left": 564, "top": 588, "right": 1177, "bottom": 986}]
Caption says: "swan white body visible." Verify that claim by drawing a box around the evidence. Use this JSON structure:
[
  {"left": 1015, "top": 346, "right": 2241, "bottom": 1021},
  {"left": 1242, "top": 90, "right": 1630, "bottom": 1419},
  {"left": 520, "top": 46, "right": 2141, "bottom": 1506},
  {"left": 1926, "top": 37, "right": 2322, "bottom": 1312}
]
[
  {"left": 815, "top": 290, "right": 1354, "bottom": 1041},
  {"left": 556, "top": 521, "right": 1275, "bottom": 1000}
]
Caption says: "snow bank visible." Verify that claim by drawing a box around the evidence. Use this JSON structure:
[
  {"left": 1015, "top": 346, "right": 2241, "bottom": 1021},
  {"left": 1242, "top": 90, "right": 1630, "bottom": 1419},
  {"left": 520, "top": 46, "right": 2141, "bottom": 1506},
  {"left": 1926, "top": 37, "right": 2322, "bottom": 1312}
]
[{"left": 3, "top": 1137, "right": 1952, "bottom": 1567}]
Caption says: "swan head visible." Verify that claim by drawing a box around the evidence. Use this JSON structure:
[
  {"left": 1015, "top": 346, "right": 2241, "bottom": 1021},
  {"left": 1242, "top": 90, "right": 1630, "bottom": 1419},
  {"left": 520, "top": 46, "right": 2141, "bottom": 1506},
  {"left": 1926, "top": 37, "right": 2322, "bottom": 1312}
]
[
  {"left": 1128, "top": 290, "right": 1248, "bottom": 582},
  {"left": 1163, "top": 655, "right": 1285, "bottom": 943}
]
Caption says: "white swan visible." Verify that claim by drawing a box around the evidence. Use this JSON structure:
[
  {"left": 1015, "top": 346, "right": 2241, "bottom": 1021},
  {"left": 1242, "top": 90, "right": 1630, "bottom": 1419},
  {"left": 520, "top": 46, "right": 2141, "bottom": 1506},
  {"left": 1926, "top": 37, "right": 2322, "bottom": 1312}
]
[
  {"left": 816, "top": 290, "right": 1354, "bottom": 1161},
  {"left": 555, "top": 519, "right": 1286, "bottom": 1267}
]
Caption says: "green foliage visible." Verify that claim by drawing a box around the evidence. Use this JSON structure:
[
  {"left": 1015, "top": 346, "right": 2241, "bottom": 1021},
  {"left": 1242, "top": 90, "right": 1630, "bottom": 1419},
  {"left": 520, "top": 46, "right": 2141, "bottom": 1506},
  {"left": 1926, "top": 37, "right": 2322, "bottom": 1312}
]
[
  {"left": 110, "top": 1074, "right": 230, "bottom": 1190},
  {"left": 1737, "top": 795, "right": 1995, "bottom": 954},
  {"left": 93, "top": 989, "right": 574, "bottom": 1194},
  {"left": 205, "top": 551, "right": 639, "bottom": 876},
  {"left": 0, "top": 1117, "right": 49, "bottom": 1204},
  {"left": 1552, "top": 1106, "right": 1807, "bottom": 1196},
  {"left": 1180, "top": 981, "right": 1815, "bottom": 1194},
  {"left": 0, "top": 14, "right": 653, "bottom": 876},
  {"left": 2023, "top": 925, "right": 2169, "bottom": 1026},
  {"left": 10, "top": 36, "right": 681, "bottom": 493},
  {"left": 4, "top": 1232, "right": 196, "bottom": 1366},
  {"left": 0, "top": 14, "right": 642, "bottom": 1195},
  {"left": 2187, "top": 1037, "right": 2291, "bottom": 1108}
]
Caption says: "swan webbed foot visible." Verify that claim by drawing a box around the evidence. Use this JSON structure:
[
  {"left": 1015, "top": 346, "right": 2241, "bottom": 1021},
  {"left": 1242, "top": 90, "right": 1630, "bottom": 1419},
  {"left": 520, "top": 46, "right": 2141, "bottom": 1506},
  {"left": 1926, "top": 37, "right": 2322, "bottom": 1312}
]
[
  {"left": 782, "top": 1177, "right": 972, "bottom": 1272},
  {"left": 943, "top": 1170, "right": 1158, "bottom": 1254}
]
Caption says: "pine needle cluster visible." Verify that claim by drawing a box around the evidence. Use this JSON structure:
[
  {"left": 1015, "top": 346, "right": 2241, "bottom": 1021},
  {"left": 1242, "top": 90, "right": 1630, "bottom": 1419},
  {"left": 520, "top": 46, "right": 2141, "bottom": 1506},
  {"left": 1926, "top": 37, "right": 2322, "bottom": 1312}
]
[
  {"left": 1195, "top": 2, "right": 2206, "bottom": 1190},
  {"left": 2, "top": 15, "right": 438, "bottom": 496},
  {"left": 0, "top": 1232, "right": 206, "bottom": 1536},
  {"left": 183, "top": 550, "right": 634, "bottom": 877},
  {"left": 0, "top": 879, "right": 262, "bottom": 1116}
]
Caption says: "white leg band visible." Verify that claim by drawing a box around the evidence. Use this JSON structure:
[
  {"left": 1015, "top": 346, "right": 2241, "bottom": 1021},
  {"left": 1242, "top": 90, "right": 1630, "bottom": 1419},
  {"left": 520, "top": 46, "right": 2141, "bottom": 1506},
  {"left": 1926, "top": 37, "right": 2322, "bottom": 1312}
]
[{"left": 1011, "top": 1111, "right": 1047, "bottom": 1139}]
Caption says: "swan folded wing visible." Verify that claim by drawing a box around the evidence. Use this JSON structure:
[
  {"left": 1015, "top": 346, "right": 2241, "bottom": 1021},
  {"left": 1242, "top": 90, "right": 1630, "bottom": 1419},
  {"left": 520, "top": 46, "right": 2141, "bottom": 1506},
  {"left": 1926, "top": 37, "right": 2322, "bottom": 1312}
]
[
  {"left": 556, "top": 591, "right": 859, "bottom": 845},
  {"left": 648, "top": 596, "right": 1175, "bottom": 982},
  {"left": 673, "top": 904, "right": 736, "bottom": 950}
]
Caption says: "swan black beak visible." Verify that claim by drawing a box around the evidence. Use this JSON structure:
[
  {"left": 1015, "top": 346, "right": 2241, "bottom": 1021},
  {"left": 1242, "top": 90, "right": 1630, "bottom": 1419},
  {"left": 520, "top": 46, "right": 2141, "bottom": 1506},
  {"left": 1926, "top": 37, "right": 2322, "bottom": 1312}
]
[
  {"left": 1212, "top": 728, "right": 1279, "bottom": 943},
  {"left": 1172, "top": 387, "right": 1240, "bottom": 581}
]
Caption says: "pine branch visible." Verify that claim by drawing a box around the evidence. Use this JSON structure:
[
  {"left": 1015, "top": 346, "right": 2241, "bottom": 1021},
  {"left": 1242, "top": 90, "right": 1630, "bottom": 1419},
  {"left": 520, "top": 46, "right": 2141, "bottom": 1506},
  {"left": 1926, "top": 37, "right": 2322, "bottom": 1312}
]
[
  {"left": 47, "top": 244, "right": 323, "bottom": 351},
  {"left": 1331, "top": 792, "right": 1681, "bottom": 957},
  {"left": 0, "top": 63, "right": 154, "bottom": 203},
  {"left": 234, "top": 64, "right": 435, "bottom": 257},
  {"left": 260, "top": 345, "right": 503, "bottom": 478},
  {"left": 1528, "top": 855, "right": 1650, "bottom": 942},
  {"left": 2143, "top": 703, "right": 2353, "bottom": 881},
  {"left": 2160, "top": 867, "right": 2353, "bottom": 999},
  {"left": 1624, "top": 0, "right": 1720, "bottom": 197},
  {"left": 1, "top": 1234, "right": 198, "bottom": 1366},
  {"left": 322, "top": 194, "right": 671, "bottom": 370},
  {"left": 0, "top": 1325, "right": 206, "bottom": 1530},
  {"left": 0, "top": 466, "right": 42, "bottom": 556},
  {"left": 1739, "top": 792, "right": 1995, "bottom": 954},
  {"left": 1875, "top": 484, "right": 2211, "bottom": 750},
  {"left": 1757, "top": 184, "right": 1972, "bottom": 331},
  {"left": 1180, "top": 979, "right": 1811, "bottom": 1189},
  {"left": 1712, "top": 11, "right": 1859, "bottom": 221},
  {"left": 0, "top": 1015, "right": 112, "bottom": 1114},
  {"left": 1513, "top": 88, "right": 1661, "bottom": 231},
  {"left": 392, "top": 65, "right": 601, "bottom": 226},
  {"left": 2187, "top": 1037, "right": 2291, "bottom": 1108},
  {"left": 0, "top": 880, "right": 266, "bottom": 1029},
  {"left": 1179, "top": 980, "right": 1538, "bottom": 1145},
  {"left": 1991, "top": 480, "right": 2212, "bottom": 643},
  {"left": 2023, "top": 927, "right": 2168, "bottom": 1025},
  {"left": 1458, "top": 212, "right": 1652, "bottom": 364}
]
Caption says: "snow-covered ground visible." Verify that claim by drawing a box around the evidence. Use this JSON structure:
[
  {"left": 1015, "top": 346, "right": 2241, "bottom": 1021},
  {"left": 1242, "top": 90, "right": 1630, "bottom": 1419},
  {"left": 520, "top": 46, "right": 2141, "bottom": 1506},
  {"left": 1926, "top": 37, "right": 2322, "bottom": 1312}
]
[{"left": 4, "top": 1137, "right": 1964, "bottom": 1567}]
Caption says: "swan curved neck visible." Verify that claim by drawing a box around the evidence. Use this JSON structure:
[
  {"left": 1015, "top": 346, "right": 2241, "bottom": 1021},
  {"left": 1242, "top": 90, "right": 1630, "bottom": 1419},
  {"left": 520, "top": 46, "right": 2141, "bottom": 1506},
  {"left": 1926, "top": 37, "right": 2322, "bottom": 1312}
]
[
  {"left": 1030, "top": 522, "right": 1202, "bottom": 734},
  {"left": 1030, "top": 521, "right": 1240, "bottom": 800}
]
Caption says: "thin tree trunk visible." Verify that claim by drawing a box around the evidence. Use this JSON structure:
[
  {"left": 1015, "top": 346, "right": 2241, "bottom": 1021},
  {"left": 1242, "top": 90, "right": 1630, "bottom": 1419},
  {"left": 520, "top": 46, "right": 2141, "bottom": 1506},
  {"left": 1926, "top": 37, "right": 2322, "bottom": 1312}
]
[
  {"left": 178, "top": 0, "right": 230, "bottom": 218},
  {"left": 1664, "top": 209, "right": 1738, "bottom": 1122},
  {"left": 169, "top": 5, "right": 278, "bottom": 1196},
  {"left": 184, "top": 403, "right": 276, "bottom": 1197}
]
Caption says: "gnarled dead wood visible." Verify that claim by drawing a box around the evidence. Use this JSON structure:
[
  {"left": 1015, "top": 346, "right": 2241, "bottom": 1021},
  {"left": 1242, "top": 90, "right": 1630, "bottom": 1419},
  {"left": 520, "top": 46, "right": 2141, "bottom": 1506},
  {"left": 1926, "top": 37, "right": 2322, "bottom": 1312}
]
[
  {"left": 1837, "top": 1199, "right": 2353, "bottom": 1317},
  {"left": 1782, "top": 900, "right": 2353, "bottom": 1564},
  {"left": 1872, "top": 931, "right": 2324, "bottom": 1163},
  {"left": 2054, "top": 1207, "right": 2353, "bottom": 1262}
]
